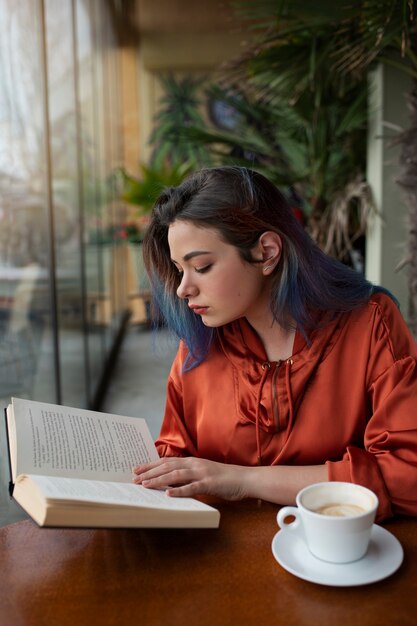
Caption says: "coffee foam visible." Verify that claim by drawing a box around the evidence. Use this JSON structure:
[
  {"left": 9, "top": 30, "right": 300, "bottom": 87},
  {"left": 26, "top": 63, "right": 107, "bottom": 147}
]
[{"left": 314, "top": 503, "right": 366, "bottom": 517}]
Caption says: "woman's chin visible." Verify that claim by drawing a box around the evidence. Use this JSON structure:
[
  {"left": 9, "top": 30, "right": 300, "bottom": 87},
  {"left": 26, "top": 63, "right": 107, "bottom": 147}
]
[
  {"left": 201, "top": 314, "right": 235, "bottom": 328},
  {"left": 201, "top": 318, "right": 218, "bottom": 327}
]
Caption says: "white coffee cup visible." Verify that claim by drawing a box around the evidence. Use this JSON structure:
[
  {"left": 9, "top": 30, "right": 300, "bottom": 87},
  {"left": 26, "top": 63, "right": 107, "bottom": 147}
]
[{"left": 277, "top": 482, "right": 379, "bottom": 564}]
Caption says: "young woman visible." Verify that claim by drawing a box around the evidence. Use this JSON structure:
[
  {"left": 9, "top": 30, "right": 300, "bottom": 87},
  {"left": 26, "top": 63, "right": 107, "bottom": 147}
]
[{"left": 132, "top": 166, "right": 417, "bottom": 521}]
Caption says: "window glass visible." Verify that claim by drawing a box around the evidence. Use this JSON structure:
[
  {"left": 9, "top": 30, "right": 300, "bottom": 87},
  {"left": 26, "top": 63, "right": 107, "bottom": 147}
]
[{"left": 0, "top": 0, "right": 56, "bottom": 524}]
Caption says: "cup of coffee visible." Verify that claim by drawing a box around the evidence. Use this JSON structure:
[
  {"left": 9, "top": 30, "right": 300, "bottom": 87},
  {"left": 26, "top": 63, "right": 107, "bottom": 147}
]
[{"left": 277, "top": 482, "right": 378, "bottom": 564}]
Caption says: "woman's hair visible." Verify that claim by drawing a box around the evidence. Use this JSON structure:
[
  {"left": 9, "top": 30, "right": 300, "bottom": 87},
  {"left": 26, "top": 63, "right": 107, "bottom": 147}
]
[{"left": 142, "top": 166, "right": 388, "bottom": 370}]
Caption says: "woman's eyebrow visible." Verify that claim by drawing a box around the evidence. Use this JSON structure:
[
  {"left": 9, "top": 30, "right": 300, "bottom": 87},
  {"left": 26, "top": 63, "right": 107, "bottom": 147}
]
[
  {"left": 181, "top": 250, "right": 211, "bottom": 262},
  {"left": 171, "top": 251, "right": 211, "bottom": 264}
]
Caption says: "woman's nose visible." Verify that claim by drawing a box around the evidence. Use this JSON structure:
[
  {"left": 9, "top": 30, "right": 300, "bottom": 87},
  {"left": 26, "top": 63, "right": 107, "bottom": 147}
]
[{"left": 176, "top": 274, "right": 198, "bottom": 299}]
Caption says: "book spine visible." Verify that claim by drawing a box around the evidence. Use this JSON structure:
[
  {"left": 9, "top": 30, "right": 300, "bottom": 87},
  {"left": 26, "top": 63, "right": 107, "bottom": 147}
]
[{"left": 4, "top": 407, "right": 14, "bottom": 496}]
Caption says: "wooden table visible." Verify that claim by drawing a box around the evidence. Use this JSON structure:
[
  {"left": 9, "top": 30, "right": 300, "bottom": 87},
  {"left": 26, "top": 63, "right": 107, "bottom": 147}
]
[{"left": 1, "top": 499, "right": 416, "bottom": 626}]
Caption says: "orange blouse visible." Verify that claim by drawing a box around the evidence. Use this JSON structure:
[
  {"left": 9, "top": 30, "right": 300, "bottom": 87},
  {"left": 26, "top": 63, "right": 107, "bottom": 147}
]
[{"left": 155, "top": 293, "right": 417, "bottom": 521}]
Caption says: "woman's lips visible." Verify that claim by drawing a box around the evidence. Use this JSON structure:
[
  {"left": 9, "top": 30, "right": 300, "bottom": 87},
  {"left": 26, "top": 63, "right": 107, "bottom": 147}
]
[{"left": 189, "top": 305, "right": 209, "bottom": 315}]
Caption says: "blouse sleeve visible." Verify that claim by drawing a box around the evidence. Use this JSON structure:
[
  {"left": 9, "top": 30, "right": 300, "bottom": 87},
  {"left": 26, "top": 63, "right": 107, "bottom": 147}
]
[
  {"left": 154, "top": 344, "right": 198, "bottom": 458},
  {"left": 327, "top": 296, "right": 417, "bottom": 522}
]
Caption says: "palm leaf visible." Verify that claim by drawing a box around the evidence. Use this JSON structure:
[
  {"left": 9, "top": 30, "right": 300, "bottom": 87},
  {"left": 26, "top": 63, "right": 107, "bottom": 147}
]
[{"left": 117, "top": 162, "right": 194, "bottom": 214}]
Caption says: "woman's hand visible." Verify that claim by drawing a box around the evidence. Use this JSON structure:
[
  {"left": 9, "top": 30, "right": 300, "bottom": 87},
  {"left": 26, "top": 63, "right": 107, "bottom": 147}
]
[{"left": 132, "top": 457, "right": 250, "bottom": 500}]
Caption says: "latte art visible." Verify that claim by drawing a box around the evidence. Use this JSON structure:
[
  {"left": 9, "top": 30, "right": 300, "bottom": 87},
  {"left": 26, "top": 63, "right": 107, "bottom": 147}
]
[{"left": 314, "top": 503, "right": 367, "bottom": 517}]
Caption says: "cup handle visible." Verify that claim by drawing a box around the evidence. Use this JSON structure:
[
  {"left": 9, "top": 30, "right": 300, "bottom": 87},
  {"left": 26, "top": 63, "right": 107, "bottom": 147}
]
[{"left": 277, "top": 506, "right": 301, "bottom": 532}]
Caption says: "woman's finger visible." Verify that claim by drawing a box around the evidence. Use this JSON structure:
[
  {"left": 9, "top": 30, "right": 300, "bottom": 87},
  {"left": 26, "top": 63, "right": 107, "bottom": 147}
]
[
  {"left": 133, "top": 457, "right": 188, "bottom": 476},
  {"left": 133, "top": 466, "right": 193, "bottom": 488},
  {"left": 165, "top": 482, "right": 204, "bottom": 497}
]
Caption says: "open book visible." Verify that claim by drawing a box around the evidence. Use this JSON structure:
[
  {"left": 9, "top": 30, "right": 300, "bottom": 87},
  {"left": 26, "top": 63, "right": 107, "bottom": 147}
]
[{"left": 4, "top": 397, "right": 220, "bottom": 529}]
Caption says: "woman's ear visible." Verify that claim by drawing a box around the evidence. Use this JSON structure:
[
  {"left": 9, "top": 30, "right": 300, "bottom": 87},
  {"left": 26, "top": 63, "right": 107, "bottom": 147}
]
[{"left": 258, "top": 231, "right": 282, "bottom": 275}]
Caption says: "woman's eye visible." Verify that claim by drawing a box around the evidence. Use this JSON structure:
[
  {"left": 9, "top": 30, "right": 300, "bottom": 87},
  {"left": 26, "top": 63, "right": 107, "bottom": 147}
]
[{"left": 195, "top": 264, "right": 212, "bottom": 274}]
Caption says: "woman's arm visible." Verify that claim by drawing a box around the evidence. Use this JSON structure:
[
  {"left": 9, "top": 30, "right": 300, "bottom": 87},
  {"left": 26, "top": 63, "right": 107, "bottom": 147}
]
[{"left": 132, "top": 457, "right": 327, "bottom": 504}]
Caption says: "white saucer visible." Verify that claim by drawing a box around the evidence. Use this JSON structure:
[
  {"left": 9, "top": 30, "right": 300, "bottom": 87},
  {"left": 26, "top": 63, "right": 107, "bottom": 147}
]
[{"left": 271, "top": 524, "right": 403, "bottom": 587}]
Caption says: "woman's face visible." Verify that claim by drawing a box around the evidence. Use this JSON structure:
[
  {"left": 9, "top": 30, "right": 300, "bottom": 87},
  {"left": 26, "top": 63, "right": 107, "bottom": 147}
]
[{"left": 168, "top": 220, "right": 271, "bottom": 327}]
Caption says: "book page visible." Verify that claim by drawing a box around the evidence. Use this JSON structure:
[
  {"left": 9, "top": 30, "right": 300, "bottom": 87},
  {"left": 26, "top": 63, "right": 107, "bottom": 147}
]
[
  {"left": 11, "top": 397, "right": 159, "bottom": 482},
  {"left": 19, "top": 474, "right": 215, "bottom": 512}
]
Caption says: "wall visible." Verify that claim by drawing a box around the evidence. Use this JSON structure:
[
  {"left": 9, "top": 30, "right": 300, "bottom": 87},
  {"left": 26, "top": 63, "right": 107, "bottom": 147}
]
[{"left": 366, "top": 62, "right": 412, "bottom": 314}]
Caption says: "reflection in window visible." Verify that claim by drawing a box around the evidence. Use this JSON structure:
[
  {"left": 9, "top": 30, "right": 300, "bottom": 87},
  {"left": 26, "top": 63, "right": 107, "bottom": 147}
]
[{"left": 0, "top": 0, "right": 127, "bottom": 526}]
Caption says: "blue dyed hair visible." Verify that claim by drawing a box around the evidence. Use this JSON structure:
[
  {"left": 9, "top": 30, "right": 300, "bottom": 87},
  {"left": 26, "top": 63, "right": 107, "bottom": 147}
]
[{"left": 142, "top": 166, "right": 393, "bottom": 370}]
